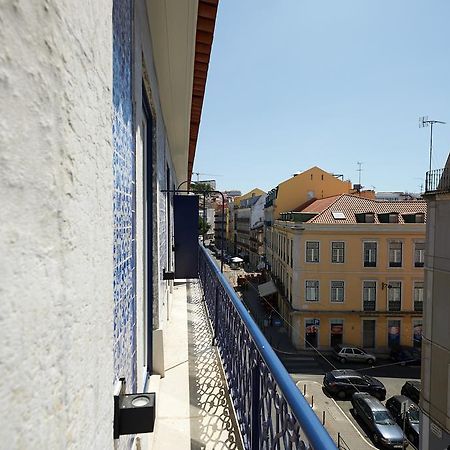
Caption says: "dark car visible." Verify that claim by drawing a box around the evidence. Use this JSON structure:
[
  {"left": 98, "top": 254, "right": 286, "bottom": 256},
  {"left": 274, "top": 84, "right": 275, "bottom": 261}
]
[
  {"left": 390, "top": 346, "right": 421, "bottom": 366},
  {"left": 352, "top": 393, "right": 408, "bottom": 449},
  {"left": 401, "top": 380, "right": 421, "bottom": 404},
  {"left": 323, "top": 369, "right": 386, "bottom": 400},
  {"left": 386, "top": 395, "right": 419, "bottom": 448}
]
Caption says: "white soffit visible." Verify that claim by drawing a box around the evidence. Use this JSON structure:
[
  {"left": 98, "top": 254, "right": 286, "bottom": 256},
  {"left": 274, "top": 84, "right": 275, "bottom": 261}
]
[{"left": 146, "top": 0, "right": 198, "bottom": 183}]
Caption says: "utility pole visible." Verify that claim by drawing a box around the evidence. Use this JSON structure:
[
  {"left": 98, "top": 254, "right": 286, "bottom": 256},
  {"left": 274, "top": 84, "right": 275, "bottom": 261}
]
[{"left": 419, "top": 116, "right": 446, "bottom": 173}]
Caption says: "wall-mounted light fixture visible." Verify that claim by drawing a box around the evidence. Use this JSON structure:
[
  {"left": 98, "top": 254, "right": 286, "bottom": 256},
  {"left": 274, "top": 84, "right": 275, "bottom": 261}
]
[
  {"left": 113, "top": 378, "right": 156, "bottom": 439},
  {"left": 381, "top": 282, "right": 393, "bottom": 290}
]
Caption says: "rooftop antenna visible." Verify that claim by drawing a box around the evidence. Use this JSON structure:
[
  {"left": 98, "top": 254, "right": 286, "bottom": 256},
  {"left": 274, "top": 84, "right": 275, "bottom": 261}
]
[
  {"left": 419, "top": 116, "right": 446, "bottom": 172},
  {"left": 357, "top": 161, "right": 363, "bottom": 186}
]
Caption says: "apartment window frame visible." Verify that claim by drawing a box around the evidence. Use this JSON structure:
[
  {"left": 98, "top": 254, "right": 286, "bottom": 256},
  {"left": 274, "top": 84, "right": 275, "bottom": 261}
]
[
  {"left": 305, "top": 241, "right": 320, "bottom": 263},
  {"left": 330, "top": 280, "right": 345, "bottom": 303},
  {"left": 331, "top": 241, "right": 345, "bottom": 264},
  {"left": 305, "top": 280, "right": 319, "bottom": 302},
  {"left": 389, "top": 241, "right": 403, "bottom": 268},
  {"left": 363, "top": 241, "right": 377, "bottom": 267},
  {"left": 290, "top": 239, "right": 293, "bottom": 268},
  {"left": 413, "top": 280, "right": 424, "bottom": 312},
  {"left": 362, "top": 280, "right": 377, "bottom": 311},
  {"left": 388, "top": 281, "right": 402, "bottom": 312},
  {"left": 414, "top": 241, "right": 425, "bottom": 268}
]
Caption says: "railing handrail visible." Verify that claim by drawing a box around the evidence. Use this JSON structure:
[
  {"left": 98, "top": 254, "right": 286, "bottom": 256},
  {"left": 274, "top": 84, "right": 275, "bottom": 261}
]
[
  {"left": 425, "top": 166, "right": 450, "bottom": 193},
  {"left": 200, "top": 245, "right": 338, "bottom": 449}
]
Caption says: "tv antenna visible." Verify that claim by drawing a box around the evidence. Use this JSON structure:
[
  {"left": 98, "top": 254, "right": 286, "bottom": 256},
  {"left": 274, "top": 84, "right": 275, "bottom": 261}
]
[
  {"left": 419, "top": 116, "right": 446, "bottom": 172},
  {"left": 357, "top": 161, "right": 363, "bottom": 186}
]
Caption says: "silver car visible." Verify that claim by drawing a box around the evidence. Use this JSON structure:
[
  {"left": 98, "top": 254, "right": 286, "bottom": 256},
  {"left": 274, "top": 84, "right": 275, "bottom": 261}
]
[
  {"left": 333, "top": 345, "right": 376, "bottom": 364},
  {"left": 352, "top": 393, "right": 408, "bottom": 448}
]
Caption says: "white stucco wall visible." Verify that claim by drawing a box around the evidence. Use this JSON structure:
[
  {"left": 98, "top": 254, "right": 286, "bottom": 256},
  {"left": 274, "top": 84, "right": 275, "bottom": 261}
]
[
  {"left": 0, "top": 1, "right": 114, "bottom": 448},
  {"left": 250, "top": 194, "right": 267, "bottom": 229}
]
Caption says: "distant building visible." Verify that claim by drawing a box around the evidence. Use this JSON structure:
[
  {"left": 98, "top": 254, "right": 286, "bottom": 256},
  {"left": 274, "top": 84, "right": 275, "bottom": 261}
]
[
  {"left": 232, "top": 189, "right": 266, "bottom": 269},
  {"left": 265, "top": 167, "right": 355, "bottom": 272},
  {"left": 376, "top": 191, "right": 422, "bottom": 201},
  {"left": 421, "top": 155, "right": 450, "bottom": 450},
  {"left": 223, "top": 190, "right": 242, "bottom": 198},
  {"left": 270, "top": 194, "right": 426, "bottom": 351}
]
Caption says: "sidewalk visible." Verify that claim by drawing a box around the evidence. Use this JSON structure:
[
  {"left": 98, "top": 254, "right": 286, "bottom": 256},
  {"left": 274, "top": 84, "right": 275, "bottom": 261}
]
[{"left": 296, "top": 380, "right": 376, "bottom": 450}]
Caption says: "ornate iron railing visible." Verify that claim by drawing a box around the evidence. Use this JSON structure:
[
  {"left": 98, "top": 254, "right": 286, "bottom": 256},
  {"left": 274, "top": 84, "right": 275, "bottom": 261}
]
[
  {"left": 198, "top": 245, "right": 337, "bottom": 450},
  {"left": 425, "top": 167, "right": 450, "bottom": 193},
  {"left": 362, "top": 301, "right": 376, "bottom": 312}
]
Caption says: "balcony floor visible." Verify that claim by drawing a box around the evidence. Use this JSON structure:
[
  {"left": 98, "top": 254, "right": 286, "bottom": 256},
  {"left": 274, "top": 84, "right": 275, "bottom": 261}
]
[{"left": 151, "top": 280, "right": 242, "bottom": 450}]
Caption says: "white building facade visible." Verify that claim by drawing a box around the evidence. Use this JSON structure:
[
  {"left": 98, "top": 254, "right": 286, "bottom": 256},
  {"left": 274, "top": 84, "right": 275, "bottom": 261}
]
[{"left": 0, "top": 1, "right": 218, "bottom": 448}]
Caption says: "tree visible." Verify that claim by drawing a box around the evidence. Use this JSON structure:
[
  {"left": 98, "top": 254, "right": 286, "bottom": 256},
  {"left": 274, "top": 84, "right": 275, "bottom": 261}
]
[
  {"left": 190, "top": 182, "right": 212, "bottom": 194},
  {"left": 198, "top": 216, "right": 210, "bottom": 235}
]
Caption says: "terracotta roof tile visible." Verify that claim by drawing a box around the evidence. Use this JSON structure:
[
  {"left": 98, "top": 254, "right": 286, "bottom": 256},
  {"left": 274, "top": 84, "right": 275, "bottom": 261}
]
[{"left": 298, "top": 194, "right": 426, "bottom": 224}]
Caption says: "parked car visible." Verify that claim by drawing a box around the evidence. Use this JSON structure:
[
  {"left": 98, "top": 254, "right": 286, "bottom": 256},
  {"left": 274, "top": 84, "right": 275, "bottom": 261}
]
[
  {"left": 390, "top": 346, "right": 421, "bottom": 366},
  {"left": 401, "top": 380, "right": 421, "bottom": 404},
  {"left": 323, "top": 369, "right": 386, "bottom": 400},
  {"left": 352, "top": 392, "right": 408, "bottom": 449},
  {"left": 386, "top": 395, "right": 419, "bottom": 448},
  {"left": 333, "top": 345, "right": 376, "bottom": 364}
]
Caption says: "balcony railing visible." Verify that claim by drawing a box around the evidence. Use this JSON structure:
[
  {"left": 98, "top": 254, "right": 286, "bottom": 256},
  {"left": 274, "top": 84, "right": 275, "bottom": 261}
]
[
  {"left": 198, "top": 245, "right": 337, "bottom": 450},
  {"left": 425, "top": 167, "right": 450, "bottom": 193},
  {"left": 388, "top": 301, "right": 401, "bottom": 312},
  {"left": 414, "top": 301, "right": 423, "bottom": 312},
  {"left": 363, "top": 301, "right": 376, "bottom": 312}
]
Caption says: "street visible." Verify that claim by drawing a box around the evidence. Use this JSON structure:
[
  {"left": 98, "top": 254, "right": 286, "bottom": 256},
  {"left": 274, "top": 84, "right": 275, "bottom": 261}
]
[{"left": 213, "top": 253, "right": 420, "bottom": 449}]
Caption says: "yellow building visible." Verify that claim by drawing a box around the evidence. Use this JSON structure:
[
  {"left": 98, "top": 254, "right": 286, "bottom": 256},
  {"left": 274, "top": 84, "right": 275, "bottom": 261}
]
[
  {"left": 265, "top": 166, "right": 363, "bottom": 275},
  {"left": 234, "top": 187, "right": 265, "bottom": 207},
  {"left": 269, "top": 167, "right": 354, "bottom": 220},
  {"left": 270, "top": 194, "right": 426, "bottom": 353}
]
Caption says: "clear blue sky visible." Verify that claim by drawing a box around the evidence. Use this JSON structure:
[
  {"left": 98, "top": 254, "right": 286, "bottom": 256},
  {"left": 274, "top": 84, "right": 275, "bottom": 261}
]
[{"left": 194, "top": 1, "right": 450, "bottom": 194}]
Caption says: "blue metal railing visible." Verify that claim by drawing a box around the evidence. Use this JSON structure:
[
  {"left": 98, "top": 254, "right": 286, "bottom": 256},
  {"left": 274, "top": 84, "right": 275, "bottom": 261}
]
[{"left": 198, "top": 245, "right": 338, "bottom": 450}]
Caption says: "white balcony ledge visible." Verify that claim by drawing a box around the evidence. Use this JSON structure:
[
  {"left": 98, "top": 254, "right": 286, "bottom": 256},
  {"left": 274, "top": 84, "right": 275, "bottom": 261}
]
[{"left": 149, "top": 280, "right": 243, "bottom": 450}]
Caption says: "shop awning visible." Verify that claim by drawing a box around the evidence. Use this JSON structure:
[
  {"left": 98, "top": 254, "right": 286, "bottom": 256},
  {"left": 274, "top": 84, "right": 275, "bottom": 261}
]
[{"left": 258, "top": 280, "right": 277, "bottom": 297}]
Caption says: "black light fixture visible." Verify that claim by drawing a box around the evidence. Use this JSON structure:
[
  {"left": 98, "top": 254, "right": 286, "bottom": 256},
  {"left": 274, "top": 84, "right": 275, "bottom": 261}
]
[{"left": 113, "top": 378, "right": 156, "bottom": 439}]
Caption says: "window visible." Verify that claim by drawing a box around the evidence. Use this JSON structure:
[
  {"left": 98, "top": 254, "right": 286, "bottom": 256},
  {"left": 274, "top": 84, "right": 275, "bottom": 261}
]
[
  {"left": 331, "top": 211, "right": 346, "bottom": 220},
  {"left": 388, "top": 281, "right": 401, "bottom": 311},
  {"left": 378, "top": 212, "right": 398, "bottom": 223},
  {"left": 290, "top": 239, "right": 293, "bottom": 268},
  {"left": 331, "top": 281, "right": 345, "bottom": 303},
  {"left": 413, "top": 320, "right": 422, "bottom": 348},
  {"left": 414, "top": 281, "right": 424, "bottom": 312},
  {"left": 306, "top": 241, "right": 319, "bottom": 263},
  {"left": 389, "top": 213, "right": 399, "bottom": 223},
  {"left": 331, "top": 241, "right": 345, "bottom": 263},
  {"left": 415, "top": 213, "right": 425, "bottom": 223},
  {"left": 414, "top": 242, "right": 425, "bottom": 267},
  {"left": 305, "top": 280, "right": 319, "bottom": 302},
  {"left": 389, "top": 241, "right": 402, "bottom": 267},
  {"left": 355, "top": 212, "right": 375, "bottom": 223},
  {"left": 363, "top": 281, "right": 376, "bottom": 311},
  {"left": 388, "top": 320, "right": 401, "bottom": 348},
  {"left": 363, "top": 241, "right": 377, "bottom": 267}
]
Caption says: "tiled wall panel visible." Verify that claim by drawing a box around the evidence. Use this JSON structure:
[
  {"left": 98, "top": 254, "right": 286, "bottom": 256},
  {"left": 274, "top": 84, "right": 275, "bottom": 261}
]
[{"left": 112, "top": 0, "right": 136, "bottom": 421}]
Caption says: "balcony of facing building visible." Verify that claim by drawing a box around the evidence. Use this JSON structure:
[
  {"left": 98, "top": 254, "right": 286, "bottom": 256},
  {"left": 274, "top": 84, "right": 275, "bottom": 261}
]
[
  {"left": 151, "top": 245, "right": 337, "bottom": 450},
  {"left": 425, "top": 167, "right": 450, "bottom": 194}
]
